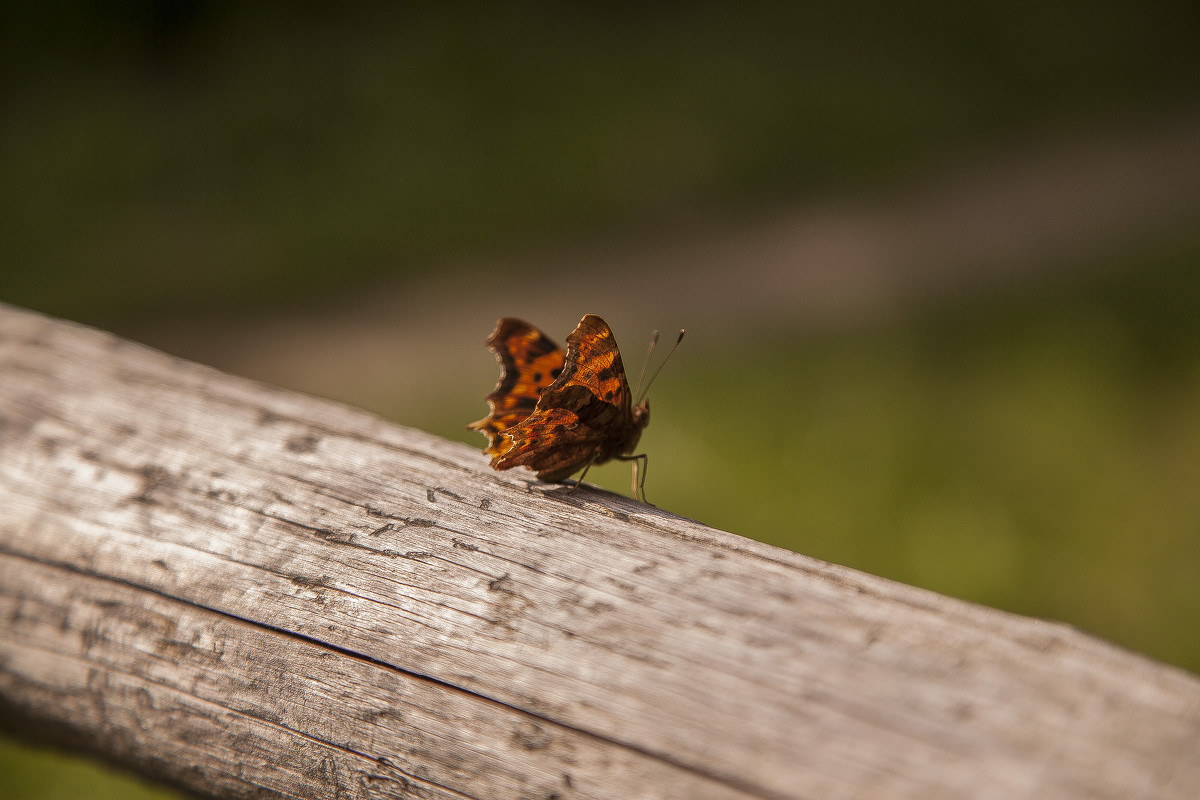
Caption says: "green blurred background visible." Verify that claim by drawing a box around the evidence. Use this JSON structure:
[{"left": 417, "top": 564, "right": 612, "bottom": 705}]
[{"left": 3, "top": 2, "right": 1199, "bottom": 797}]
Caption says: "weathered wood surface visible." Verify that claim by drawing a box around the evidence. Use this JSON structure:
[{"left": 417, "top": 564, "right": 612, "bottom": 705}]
[{"left": 1, "top": 302, "right": 1198, "bottom": 800}]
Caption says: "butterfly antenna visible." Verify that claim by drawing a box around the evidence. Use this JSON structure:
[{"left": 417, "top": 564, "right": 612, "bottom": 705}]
[
  {"left": 635, "top": 328, "right": 685, "bottom": 403},
  {"left": 633, "top": 329, "right": 660, "bottom": 402}
]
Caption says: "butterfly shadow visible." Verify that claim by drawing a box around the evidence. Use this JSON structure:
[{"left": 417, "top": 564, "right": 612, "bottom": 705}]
[{"left": 529, "top": 478, "right": 694, "bottom": 526}]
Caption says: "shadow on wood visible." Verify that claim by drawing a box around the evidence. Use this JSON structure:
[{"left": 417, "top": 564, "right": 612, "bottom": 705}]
[{"left": 1, "top": 303, "right": 1198, "bottom": 799}]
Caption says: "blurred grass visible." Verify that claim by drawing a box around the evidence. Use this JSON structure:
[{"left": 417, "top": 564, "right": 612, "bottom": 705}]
[
  {"left": 3, "top": 2, "right": 1199, "bottom": 328},
  {"left": 3, "top": 2, "right": 1199, "bottom": 797},
  {"left": 0, "top": 737, "right": 179, "bottom": 800}
]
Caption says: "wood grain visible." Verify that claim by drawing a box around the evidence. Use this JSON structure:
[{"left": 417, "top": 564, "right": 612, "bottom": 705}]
[{"left": 1, "top": 302, "right": 1198, "bottom": 799}]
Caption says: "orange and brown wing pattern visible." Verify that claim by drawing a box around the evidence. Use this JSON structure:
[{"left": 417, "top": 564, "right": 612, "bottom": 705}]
[
  {"left": 466, "top": 318, "right": 564, "bottom": 457},
  {"left": 490, "top": 314, "right": 645, "bottom": 480},
  {"left": 490, "top": 405, "right": 605, "bottom": 482},
  {"left": 537, "top": 313, "right": 633, "bottom": 429}
]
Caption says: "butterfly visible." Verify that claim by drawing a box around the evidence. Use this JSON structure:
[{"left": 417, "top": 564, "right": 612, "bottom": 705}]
[{"left": 468, "top": 314, "right": 682, "bottom": 502}]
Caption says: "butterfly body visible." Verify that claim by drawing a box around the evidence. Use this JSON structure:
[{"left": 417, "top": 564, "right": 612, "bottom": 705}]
[{"left": 469, "top": 314, "right": 651, "bottom": 496}]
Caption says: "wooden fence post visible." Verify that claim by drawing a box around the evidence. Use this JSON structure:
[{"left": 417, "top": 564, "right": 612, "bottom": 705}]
[{"left": 1, "top": 302, "right": 1197, "bottom": 799}]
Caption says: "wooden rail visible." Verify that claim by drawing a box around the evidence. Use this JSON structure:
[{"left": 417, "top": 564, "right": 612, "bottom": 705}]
[{"left": 1, "top": 302, "right": 1198, "bottom": 799}]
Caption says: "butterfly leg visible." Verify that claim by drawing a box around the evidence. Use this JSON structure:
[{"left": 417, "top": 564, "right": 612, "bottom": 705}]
[
  {"left": 617, "top": 453, "right": 649, "bottom": 503},
  {"left": 568, "top": 456, "right": 597, "bottom": 494}
]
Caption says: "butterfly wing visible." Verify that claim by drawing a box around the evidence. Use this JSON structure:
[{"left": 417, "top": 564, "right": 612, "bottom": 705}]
[
  {"left": 467, "top": 318, "right": 565, "bottom": 457},
  {"left": 491, "top": 406, "right": 609, "bottom": 482},
  {"left": 541, "top": 313, "right": 633, "bottom": 426},
  {"left": 492, "top": 314, "right": 643, "bottom": 480}
]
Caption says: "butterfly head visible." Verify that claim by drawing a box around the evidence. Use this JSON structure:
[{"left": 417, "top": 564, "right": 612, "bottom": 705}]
[
  {"left": 621, "top": 398, "right": 649, "bottom": 454},
  {"left": 633, "top": 398, "right": 649, "bottom": 428}
]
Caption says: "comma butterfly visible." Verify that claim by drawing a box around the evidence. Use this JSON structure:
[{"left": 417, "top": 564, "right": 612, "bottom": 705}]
[{"left": 468, "top": 314, "right": 682, "bottom": 502}]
